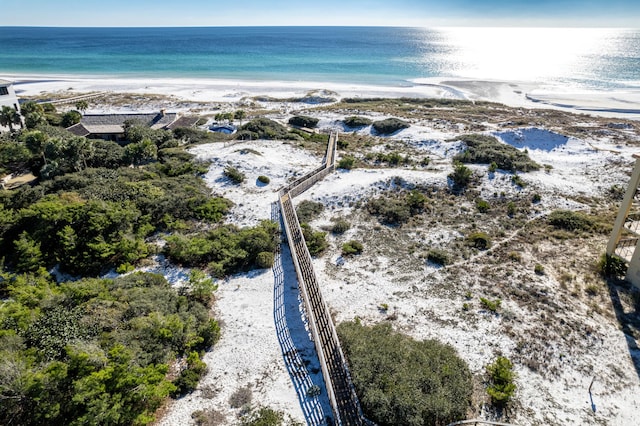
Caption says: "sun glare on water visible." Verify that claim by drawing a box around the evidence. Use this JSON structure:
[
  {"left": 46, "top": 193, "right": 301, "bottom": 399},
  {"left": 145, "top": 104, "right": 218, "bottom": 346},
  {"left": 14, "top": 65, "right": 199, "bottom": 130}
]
[{"left": 432, "top": 27, "right": 620, "bottom": 86}]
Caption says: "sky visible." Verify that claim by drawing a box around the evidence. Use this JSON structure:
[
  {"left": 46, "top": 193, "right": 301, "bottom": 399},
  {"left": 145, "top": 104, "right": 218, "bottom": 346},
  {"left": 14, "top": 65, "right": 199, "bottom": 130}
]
[{"left": 2, "top": 0, "right": 639, "bottom": 27}]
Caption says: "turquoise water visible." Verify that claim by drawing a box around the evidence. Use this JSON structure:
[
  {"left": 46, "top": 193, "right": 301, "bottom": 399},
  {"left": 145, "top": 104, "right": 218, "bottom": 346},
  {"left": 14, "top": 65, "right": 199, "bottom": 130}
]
[{"left": 0, "top": 26, "right": 639, "bottom": 89}]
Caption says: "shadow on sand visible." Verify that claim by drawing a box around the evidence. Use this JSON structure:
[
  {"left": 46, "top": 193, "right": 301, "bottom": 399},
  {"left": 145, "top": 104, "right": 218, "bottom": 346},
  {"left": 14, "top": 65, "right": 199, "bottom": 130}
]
[
  {"left": 494, "top": 128, "right": 570, "bottom": 152},
  {"left": 605, "top": 277, "right": 640, "bottom": 381},
  {"left": 272, "top": 203, "right": 333, "bottom": 425}
]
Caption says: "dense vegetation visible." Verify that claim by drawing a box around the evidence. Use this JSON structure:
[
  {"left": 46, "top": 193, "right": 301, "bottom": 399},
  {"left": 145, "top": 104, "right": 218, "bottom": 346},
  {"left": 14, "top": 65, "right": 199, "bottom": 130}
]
[
  {"left": 342, "top": 116, "right": 372, "bottom": 128},
  {"left": 300, "top": 223, "right": 328, "bottom": 256},
  {"left": 547, "top": 209, "right": 595, "bottom": 232},
  {"left": 288, "top": 115, "right": 319, "bottom": 128},
  {"left": 0, "top": 270, "right": 219, "bottom": 426},
  {"left": 454, "top": 134, "right": 540, "bottom": 172},
  {"left": 295, "top": 199, "right": 324, "bottom": 223},
  {"left": 0, "top": 163, "right": 232, "bottom": 276},
  {"left": 0, "top": 115, "right": 282, "bottom": 424},
  {"left": 372, "top": 118, "right": 410, "bottom": 135},
  {"left": 337, "top": 321, "right": 472, "bottom": 426},
  {"left": 341, "top": 240, "right": 363, "bottom": 256},
  {"left": 164, "top": 221, "right": 280, "bottom": 277},
  {"left": 337, "top": 155, "right": 356, "bottom": 170},
  {"left": 366, "top": 189, "right": 428, "bottom": 225},
  {"left": 0, "top": 120, "right": 290, "bottom": 278},
  {"left": 237, "top": 118, "right": 294, "bottom": 141}
]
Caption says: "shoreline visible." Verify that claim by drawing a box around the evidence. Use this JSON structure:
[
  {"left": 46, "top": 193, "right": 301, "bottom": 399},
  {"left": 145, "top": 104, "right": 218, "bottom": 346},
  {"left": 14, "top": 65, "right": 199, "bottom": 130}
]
[{"left": 4, "top": 73, "right": 640, "bottom": 120}]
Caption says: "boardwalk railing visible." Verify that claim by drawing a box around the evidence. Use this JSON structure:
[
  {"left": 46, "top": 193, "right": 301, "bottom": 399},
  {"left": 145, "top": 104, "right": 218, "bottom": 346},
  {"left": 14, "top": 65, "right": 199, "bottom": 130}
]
[
  {"left": 39, "top": 91, "right": 108, "bottom": 105},
  {"left": 278, "top": 132, "right": 367, "bottom": 425}
]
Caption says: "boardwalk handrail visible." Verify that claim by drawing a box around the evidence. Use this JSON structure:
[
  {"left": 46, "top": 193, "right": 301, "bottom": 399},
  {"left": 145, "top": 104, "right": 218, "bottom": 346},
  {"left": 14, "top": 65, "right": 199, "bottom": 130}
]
[
  {"left": 278, "top": 132, "right": 367, "bottom": 425},
  {"left": 38, "top": 91, "right": 108, "bottom": 105}
]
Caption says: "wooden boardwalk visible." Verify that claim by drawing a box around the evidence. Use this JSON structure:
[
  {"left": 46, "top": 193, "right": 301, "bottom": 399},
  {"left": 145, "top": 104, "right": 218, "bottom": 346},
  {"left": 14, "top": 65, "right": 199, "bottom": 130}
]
[{"left": 278, "top": 132, "right": 367, "bottom": 425}]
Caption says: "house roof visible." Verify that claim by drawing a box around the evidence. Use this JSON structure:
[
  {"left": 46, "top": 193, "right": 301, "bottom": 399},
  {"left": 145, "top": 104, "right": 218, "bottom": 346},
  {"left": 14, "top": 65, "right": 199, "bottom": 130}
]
[
  {"left": 67, "top": 112, "right": 179, "bottom": 135},
  {"left": 66, "top": 123, "right": 91, "bottom": 137},
  {"left": 166, "top": 116, "right": 199, "bottom": 130}
]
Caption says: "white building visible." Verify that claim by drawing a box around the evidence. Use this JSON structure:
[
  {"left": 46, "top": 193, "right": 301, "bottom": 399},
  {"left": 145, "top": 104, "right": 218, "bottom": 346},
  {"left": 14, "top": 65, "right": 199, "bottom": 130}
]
[{"left": 0, "top": 79, "right": 20, "bottom": 112}]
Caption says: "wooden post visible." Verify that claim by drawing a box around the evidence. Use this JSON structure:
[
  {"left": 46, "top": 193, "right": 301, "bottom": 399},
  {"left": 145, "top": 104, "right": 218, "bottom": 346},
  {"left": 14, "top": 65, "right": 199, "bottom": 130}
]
[
  {"left": 607, "top": 154, "right": 640, "bottom": 289},
  {"left": 607, "top": 155, "right": 640, "bottom": 254}
]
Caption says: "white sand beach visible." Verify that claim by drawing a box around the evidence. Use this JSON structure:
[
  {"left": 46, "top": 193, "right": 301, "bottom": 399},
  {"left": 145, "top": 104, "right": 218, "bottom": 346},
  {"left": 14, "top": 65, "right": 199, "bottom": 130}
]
[{"left": 5, "top": 73, "right": 640, "bottom": 120}]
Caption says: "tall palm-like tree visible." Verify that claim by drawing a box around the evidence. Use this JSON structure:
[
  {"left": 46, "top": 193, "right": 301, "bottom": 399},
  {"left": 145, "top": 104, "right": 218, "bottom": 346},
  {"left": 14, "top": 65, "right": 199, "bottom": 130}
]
[
  {"left": 234, "top": 109, "right": 246, "bottom": 126},
  {"left": 75, "top": 100, "right": 88, "bottom": 114},
  {"left": 0, "top": 106, "right": 21, "bottom": 132}
]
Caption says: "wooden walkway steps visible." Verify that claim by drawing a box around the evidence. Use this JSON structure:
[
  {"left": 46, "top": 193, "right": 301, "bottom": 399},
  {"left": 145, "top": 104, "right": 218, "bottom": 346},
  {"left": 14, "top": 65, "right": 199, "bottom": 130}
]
[{"left": 278, "top": 132, "right": 368, "bottom": 425}]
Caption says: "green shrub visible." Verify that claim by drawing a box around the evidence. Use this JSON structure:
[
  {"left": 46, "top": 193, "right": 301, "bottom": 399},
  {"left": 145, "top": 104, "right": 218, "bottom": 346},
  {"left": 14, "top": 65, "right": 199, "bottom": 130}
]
[
  {"left": 375, "top": 151, "right": 411, "bottom": 166},
  {"left": 173, "top": 126, "right": 218, "bottom": 144},
  {"left": 256, "top": 251, "right": 275, "bottom": 269},
  {"left": 342, "top": 240, "right": 363, "bottom": 256},
  {"left": 508, "top": 251, "right": 522, "bottom": 262},
  {"left": 534, "top": 263, "right": 545, "bottom": 275},
  {"left": 343, "top": 116, "right": 373, "bottom": 128},
  {"left": 449, "top": 161, "right": 473, "bottom": 191},
  {"left": 367, "top": 196, "right": 410, "bottom": 225},
  {"left": 239, "top": 118, "right": 289, "bottom": 140},
  {"left": 257, "top": 175, "right": 270, "bottom": 184},
  {"left": 454, "top": 134, "right": 540, "bottom": 172},
  {"left": 467, "top": 232, "right": 491, "bottom": 250},
  {"left": 532, "top": 193, "right": 541, "bottom": 203},
  {"left": 427, "top": 248, "right": 450, "bottom": 266},
  {"left": 61, "top": 110, "right": 82, "bottom": 128},
  {"left": 488, "top": 161, "right": 498, "bottom": 173},
  {"left": 597, "top": 253, "right": 627, "bottom": 278},
  {"left": 241, "top": 407, "right": 284, "bottom": 426},
  {"left": 366, "top": 190, "right": 428, "bottom": 226},
  {"left": 337, "top": 321, "right": 472, "bottom": 426},
  {"left": 372, "top": 118, "right": 410, "bottom": 135},
  {"left": 331, "top": 218, "right": 351, "bottom": 234},
  {"left": 172, "top": 352, "right": 208, "bottom": 396},
  {"left": 338, "top": 155, "right": 356, "bottom": 170},
  {"left": 480, "top": 297, "right": 501, "bottom": 313},
  {"left": 476, "top": 198, "right": 490, "bottom": 213},
  {"left": 301, "top": 223, "right": 328, "bottom": 256},
  {"left": 288, "top": 115, "right": 319, "bottom": 128},
  {"left": 548, "top": 210, "right": 594, "bottom": 232},
  {"left": 507, "top": 201, "right": 517, "bottom": 217},
  {"left": 511, "top": 174, "right": 526, "bottom": 188},
  {"left": 188, "top": 269, "right": 218, "bottom": 303},
  {"left": 407, "top": 190, "right": 428, "bottom": 214},
  {"left": 337, "top": 139, "right": 349, "bottom": 149},
  {"left": 224, "top": 166, "right": 246, "bottom": 184},
  {"left": 295, "top": 200, "right": 324, "bottom": 223},
  {"left": 486, "top": 356, "right": 517, "bottom": 406},
  {"left": 164, "top": 221, "right": 279, "bottom": 276}
]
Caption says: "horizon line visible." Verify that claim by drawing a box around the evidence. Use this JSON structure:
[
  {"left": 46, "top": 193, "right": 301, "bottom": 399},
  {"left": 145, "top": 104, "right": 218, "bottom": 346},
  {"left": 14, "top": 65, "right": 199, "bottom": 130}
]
[{"left": 2, "top": 24, "right": 639, "bottom": 29}]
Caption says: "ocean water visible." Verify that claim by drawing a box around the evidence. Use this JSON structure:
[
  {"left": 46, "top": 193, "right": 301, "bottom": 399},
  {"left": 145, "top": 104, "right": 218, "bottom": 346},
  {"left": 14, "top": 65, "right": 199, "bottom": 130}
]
[{"left": 0, "top": 26, "right": 638, "bottom": 90}]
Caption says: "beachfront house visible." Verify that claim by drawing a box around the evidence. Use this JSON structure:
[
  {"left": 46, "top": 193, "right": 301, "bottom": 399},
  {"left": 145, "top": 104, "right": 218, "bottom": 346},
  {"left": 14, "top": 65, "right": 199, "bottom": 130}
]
[
  {"left": 0, "top": 79, "right": 20, "bottom": 113},
  {"left": 66, "top": 110, "right": 198, "bottom": 141}
]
